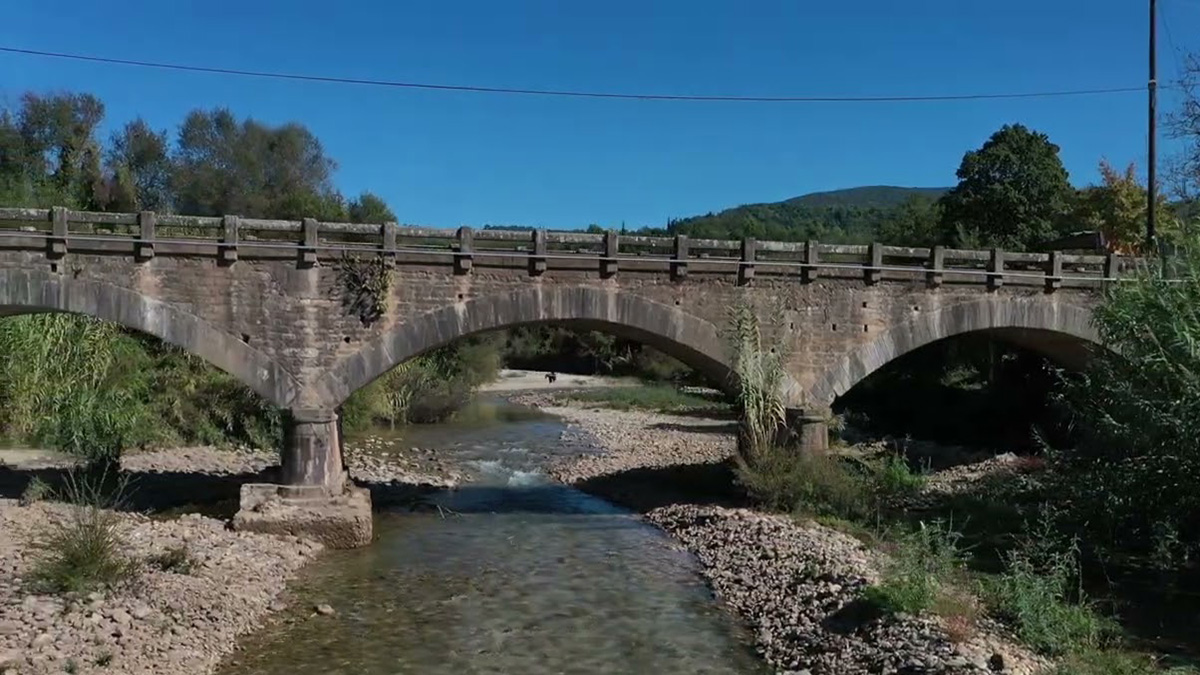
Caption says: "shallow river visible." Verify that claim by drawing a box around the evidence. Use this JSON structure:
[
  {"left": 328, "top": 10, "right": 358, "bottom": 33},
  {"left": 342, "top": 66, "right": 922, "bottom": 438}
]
[{"left": 218, "top": 397, "right": 768, "bottom": 675}]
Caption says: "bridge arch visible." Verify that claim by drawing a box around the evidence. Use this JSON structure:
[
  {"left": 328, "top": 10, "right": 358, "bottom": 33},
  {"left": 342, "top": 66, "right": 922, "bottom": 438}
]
[
  {"left": 0, "top": 268, "right": 301, "bottom": 407},
  {"left": 311, "top": 285, "right": 750, "bottom": 409},
  {"left": 807, "top": 295, "right": 1102, "bottom": 409}
]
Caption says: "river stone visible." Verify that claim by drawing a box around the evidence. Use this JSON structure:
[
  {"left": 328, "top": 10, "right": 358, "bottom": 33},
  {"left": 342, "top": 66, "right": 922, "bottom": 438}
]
[{"left": 314, "top": 604, "right": 335, "bottom": 616}]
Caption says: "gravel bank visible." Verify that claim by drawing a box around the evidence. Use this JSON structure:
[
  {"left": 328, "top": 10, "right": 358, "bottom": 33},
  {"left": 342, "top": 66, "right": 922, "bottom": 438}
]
[
  {"left": 528, "top": 395, "right": 1044, "bottom": 675},
  {"left": 649, "top": 505, "right": 1042, "bottom": 675},
  {"left": 510, "top": 392, "right": 736, "bottom": 484},
  {"left": 0, "top": 500, "right": 321, "bottom": 675},
  {"left": 2, "top": 443, "right": 458, "bottom": 489}
]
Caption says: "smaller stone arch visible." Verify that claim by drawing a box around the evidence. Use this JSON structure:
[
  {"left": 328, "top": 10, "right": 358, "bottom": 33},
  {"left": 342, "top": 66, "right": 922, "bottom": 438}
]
[
  {"left": 807, "top": 295, "right": 1102, "bottom": 409},
  {"left": 310, "top": 285, "right": 750, "bottom": 409},
  {"left": 0, "top": 268, "right": 301, "bottom": 407}
]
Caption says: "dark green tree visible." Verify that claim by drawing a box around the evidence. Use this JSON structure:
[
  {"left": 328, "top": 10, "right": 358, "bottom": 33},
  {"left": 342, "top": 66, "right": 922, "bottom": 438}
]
[
  {"left": 939, "top": 124, "right": 1075, "bottom": 250},
  {"left": 347, "top": 191, "right": 397, "bottom": 223},
  {"left": 171, "top": 108, "right": 341, "bottom": 219},
  {"left": 104, "top": 119, "right": 172, "bottom": 212}
]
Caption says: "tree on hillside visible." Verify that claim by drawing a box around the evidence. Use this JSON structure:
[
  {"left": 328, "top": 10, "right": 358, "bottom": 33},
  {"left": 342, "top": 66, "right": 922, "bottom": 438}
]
[
  {"left": 1073, "top": 159, "right": 1178, "bottom": 254},
  {"left": 875, "top": 195, "right": 942, "bottom": 246},
  {"left": 939, "top": 124, "right": 1075, "bottom": 250},
  {"left": 171, "top": 108, "right": 343, "bottom": 220}
]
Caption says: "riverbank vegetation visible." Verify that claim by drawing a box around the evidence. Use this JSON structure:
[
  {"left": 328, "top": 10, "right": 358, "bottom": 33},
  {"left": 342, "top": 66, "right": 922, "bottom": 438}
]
[{"left": 722, "top": 262, "right": 1200, "bottom": 674}]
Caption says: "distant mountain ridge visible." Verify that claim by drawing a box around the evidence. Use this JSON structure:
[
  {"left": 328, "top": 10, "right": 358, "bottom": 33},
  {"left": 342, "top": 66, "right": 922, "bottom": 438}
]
[
  {"left": 783, "top": 185, "right": 950, "bottom": 209},
  {"left": 663, "top": 185, "right": 949, "bottom": 244}
]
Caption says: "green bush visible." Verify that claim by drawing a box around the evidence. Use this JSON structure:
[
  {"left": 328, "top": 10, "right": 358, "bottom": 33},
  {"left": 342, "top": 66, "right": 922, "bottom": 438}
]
[
  {"left": 20, "top": 476, "right": 53, "bottom": 506},
  {"left": 737, "top": 449, "right": 870, "bottom": 520},
  {"left": 1054, "top": 242, "right": 1200, "bottom": 561},
  {"left": 1052, "top": 649, "right": 1198, "bottom": 675},
  {"left": 983, "top": 529, "right": 1116, "bottom": 656},
  {"left": 863, "top": 520, "right": 966, "bottom": 615},
  {"left": 28, "top": 470, "right": 137, "bottom": 595},
  {"left": 871, "top": 453, "right": 926, "bottom": 497}
]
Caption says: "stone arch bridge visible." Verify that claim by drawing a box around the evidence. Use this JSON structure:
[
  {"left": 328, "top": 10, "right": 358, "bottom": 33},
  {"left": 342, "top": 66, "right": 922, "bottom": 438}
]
[{"left": 0, "top": 207, "right": 1121, "bottom": 546}]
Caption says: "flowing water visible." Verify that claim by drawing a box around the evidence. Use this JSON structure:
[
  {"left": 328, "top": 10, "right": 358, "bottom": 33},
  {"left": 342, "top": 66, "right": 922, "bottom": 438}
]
[{"left": 218, "top": 396, "right": 768, "bottom": 675}]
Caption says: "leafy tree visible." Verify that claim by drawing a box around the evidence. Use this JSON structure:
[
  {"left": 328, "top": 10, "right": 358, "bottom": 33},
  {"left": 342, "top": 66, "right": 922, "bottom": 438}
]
[
  {"left": 0, "top": 93, "right": 106, "bottom": 208},
  {"left": 1073, "top": 159, "right": 1178, "bottom": 254},
  {"left": 939, "top": 124, "right": 1075, "bottom": 250},
  {"left": 347, "top": 191, "right": 396, "bottom": 223},
  {"left": 875, "top": 195, "right": 943, "bottom": 246},
  {"left": 171, "top": 108, "right": 341, "bottom": 219},
  {"left": 104, "top": 119, "right": 172, "bottom": 212}
]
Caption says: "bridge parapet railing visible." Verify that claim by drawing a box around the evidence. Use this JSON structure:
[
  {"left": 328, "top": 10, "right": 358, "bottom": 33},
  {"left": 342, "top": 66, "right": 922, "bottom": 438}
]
[{"left": 0, "top": 207, "right": 1127, "bottom": 290}]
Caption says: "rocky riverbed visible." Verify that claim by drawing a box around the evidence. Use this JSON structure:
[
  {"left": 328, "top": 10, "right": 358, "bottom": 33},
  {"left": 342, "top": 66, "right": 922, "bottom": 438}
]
[
  {"left": 528, "top": 393, "right": 1045, "bottom": 675},
  {"left": 0, "top": 500, "right": 321, "bottom": 675}
]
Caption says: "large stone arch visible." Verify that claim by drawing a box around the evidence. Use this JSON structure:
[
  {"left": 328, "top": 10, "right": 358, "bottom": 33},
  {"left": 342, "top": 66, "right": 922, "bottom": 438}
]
[
  {"left": 807, "top": 295, "right": 1102, "bottom": 409},
  {"left": 0, "top": 268, "right": 301, "bottom": 407},
  {"left": 310, "top": 285, "right": 750, "bottom": 409}
]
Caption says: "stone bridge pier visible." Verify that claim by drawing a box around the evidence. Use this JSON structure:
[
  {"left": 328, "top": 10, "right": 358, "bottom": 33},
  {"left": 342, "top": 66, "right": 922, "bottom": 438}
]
[{"left": 0, "top": 207, "right": 1117, "bottom": 548}]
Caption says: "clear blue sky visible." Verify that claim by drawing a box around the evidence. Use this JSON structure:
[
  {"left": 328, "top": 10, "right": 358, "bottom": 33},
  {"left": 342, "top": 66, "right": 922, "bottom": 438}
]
[{"left": 2, "top": 0, "right": 1197, "bottom": 229}]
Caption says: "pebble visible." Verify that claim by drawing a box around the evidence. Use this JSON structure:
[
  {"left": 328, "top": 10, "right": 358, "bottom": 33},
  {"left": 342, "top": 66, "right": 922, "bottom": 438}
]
[{"left": 314, "top": 604, "right": 335, "bottom": 616}]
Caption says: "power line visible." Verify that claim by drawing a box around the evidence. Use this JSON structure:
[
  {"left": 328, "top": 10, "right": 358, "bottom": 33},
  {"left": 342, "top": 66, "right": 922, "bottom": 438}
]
[{"left": 0, "top": 45, "right": 1154, "bottom": 104}]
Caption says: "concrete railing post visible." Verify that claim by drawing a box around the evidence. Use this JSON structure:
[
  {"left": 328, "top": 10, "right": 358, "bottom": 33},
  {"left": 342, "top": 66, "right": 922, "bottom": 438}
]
[
  {"left": 48, "top": 206, "right": 68, "bottom": 259},
  {"left": 738, "top": 237, "right": 756, "bottom": 285},
  {"left": 601, "top": 230, "right": 619, "bottom": 278},
  {"left": 864, "top": 242, "right": 883, "bottom": 285},
  {"left": 671, "top": 234, "right": 689, "bottom": 281},
  {"left": 987, "top": 248, "right": 1005, "bottom": 291},
  {"left": 220, "top": 215, "right": 240, "bottom": 264},
  {"left": 381, "top": 221, "right": 397, "bottom": 266},
  {"left": 455, "top": 226, "right": 474, "bottom": 275},
  {"left": 1104, "top": 253, "right": 1120, "bottom": 280},
  {"left": 529, "top": 229, "right": 547, "bottom": 276},
  {"left": 136, "top": 211, "right": 156, "bottom": 261},
  {"left": 927, "top": 245, "right": 944, "bottom": 288},
  {"left": 801, "top": 240, "right": 819, "bottom": 283},
  {"left": 1045, "top": 251, "right": 1063, "bottom": 293},
  {"left": 300, "top": 218, "right": 319, "bottom": 267}
]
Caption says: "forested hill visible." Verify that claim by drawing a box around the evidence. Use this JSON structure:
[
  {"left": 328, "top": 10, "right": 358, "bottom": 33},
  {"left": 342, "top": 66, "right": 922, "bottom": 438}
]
[
  {"left": 652, "top": 185, "right": 950, "bottom": 244},
  {"left": 786, "top": 186, "right": 949, "bottom": 209}
]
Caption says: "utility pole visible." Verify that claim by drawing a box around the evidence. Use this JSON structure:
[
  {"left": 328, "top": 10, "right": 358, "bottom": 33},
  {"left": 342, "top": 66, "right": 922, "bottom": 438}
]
[{"left": 1148, "top": 0, "right": 1159, "bottom": 252}]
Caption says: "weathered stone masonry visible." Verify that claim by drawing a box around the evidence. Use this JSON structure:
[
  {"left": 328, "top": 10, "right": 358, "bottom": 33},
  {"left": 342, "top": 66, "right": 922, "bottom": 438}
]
[{"left": 0, "top": 208, "right": 1116, "bottom": 547}]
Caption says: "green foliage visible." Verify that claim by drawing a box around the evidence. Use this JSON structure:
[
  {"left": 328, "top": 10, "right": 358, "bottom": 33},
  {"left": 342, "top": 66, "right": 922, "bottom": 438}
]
[
  {"left": 335, "top": 253, "right": 393, "bottom": 326},
  {"left": 1053, "top": 650, "right": 1198, "bottom": 675},
  {"left": 1053, "top": 241, "right": 1200, "bottom": 561},
  {"left": 983, "top": 524, "right": 1115, "bottom": 656},
  {"left": 872, "top": 453, "right": 926, "bottom": 497},
  {"left": 565, "top": 385, "right": 729, "bottom": 414},
  {"left": 28, "top": 470, "right": 137, "bottom": 595},
  {"left": 725, "top": 301, "right": 788, "bottom": 462},
  {"left": 0, "top": 314, "right": 151, "bottom": 463},
  {"left": 342, "top": 334, "right": 505, "bottom": 431},
  {"left": 863, "top": 520, "right": 966, "bottom": 615},
  {"left": 20, "top": 476, "right": 53, "bottom": 506},
  {"left": 939, "top": 123, "right": 1076, "bottom": 250},
  {"left": 1073, "top": 159, "right": 1180, "bottom": 254},
  {"left": 738, "top": 449, "right": 870, "bottom": 520},
  {"left": 147, "top": 544, "right": 199, "bottom": 575}
]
